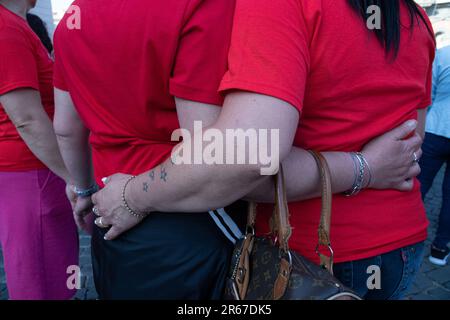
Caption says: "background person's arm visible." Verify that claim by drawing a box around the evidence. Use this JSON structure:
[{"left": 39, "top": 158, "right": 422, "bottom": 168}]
[
  {"left": 54, "top": 88, "right": 94, "bottom": 189},
  {"left": 54, "top": 88, "right": 96, "bottom": 230},
  {"left": 0, "top": 88, "right": 70, "bottom": 182}
]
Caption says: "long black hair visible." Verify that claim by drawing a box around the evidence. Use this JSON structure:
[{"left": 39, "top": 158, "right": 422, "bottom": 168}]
[
  {"left": 26, "top": 13, "right": 53, "bottom": 54},
  {"left": 348, "top": 0, "right": 433, "bottom": 57}
]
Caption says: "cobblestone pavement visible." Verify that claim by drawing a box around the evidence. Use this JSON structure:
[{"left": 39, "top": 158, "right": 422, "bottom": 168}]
[
  {"left": 405, "top": 167, "right": 450, "bottom": 300},
  {"left": 1, "top": 168, "right": 449, "bottom": 300}
]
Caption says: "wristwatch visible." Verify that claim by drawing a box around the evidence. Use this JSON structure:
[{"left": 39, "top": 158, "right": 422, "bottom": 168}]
[{"left": 74, "top": 184, "right": 99, "bottom": 198}]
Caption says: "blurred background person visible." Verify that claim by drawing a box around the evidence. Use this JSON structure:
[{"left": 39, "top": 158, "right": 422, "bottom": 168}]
[
  {"left": 419, "top": 45, "right": 450, "bottom": 266},
  {"left": 0, "top": 0, "right": 78, "bottom": 299}
]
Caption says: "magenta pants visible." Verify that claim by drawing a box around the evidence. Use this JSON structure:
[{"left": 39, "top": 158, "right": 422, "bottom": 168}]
[{"left": 0, "top": 169, "right": 79, "bottom": 300}]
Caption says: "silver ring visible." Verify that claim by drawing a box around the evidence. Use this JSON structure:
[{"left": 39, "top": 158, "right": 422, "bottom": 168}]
[
  {"left": 92, "top": 206, "right": 100, "bottom": 216},
  {"left": 413, "top": 152, "right": 419, "bottom": 164},
  {"left": 95, "top": 217, "right": 109, "bottom": 229}
]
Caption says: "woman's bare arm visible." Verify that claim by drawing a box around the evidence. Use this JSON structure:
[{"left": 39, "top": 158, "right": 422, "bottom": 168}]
[
  {"left": 54, "top": 88, "right": 95, "bottom": 189},
  {"left": 0, "top": 88, "right": 70, "bottom": 182},
  {"left": 174, "top": 98, "right": 422, "bottom": 203}
]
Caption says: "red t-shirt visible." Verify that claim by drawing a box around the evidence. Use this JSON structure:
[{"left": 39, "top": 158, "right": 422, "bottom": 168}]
[
  {"left": 0, "top": 5, "right": 54, "bottom": 171},
  {"left": 53, "top": 0, "right": 235, "bottom": 183},
  {"left": 220, "top": 0, "right": 435, "bottom": 263}
]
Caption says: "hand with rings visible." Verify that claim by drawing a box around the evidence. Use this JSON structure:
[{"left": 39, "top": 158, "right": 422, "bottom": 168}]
[
  {"left": 91, "top": 173, "right": 146, "bottom": 241},
  {"left": 92, "top": 206, "right": 100, "bottom": 217},
  {"left": 95, "top": 216, "right": 110, "bottom": 229},
  {"left": 93, "top": 206, "right": 111, "bottom": 229},
  {"left": 360, "top": 120, "right": 423, "bottom": 192}
]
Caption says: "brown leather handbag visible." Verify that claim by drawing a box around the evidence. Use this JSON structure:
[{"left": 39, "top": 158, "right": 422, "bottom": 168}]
[{"left": 224, "top": 151, "right": 361, "bottom": 300}]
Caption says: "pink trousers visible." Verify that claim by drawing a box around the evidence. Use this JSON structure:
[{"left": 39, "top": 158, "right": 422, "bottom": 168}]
[{"left": 0, "top": 169, "right": 79, "bottom": 300}]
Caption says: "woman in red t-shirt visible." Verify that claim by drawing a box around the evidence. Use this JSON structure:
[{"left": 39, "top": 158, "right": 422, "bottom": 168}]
[
  {"left": 90, "top": 0, "right": 434, "bottom": 300},
  {"left": 0, "top": 0, "right": 78, "bottom": 300}
]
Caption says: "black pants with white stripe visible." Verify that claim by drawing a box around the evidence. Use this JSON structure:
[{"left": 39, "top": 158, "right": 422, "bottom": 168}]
[{"left": 91, "top": 201, "right": 247, "bottom": 300}]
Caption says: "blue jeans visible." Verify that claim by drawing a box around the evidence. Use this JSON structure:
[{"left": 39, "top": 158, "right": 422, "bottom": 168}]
[
  {"left": 333, "top": 242, "right": 425, "bottom": 300},
  {"left": 418, "top": 132, "right": 450, "bottom": 250}
]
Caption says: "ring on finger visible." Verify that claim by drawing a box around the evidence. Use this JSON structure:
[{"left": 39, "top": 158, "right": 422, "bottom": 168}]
[
  {"left": 92, "top": 206, "right": 100, "bottom": 216},
  {"left": 95, "top": 217, "right": 109, "bottom": 229},
  {"left": 412, "top": 152, "right": 419, "bottom": 164}
]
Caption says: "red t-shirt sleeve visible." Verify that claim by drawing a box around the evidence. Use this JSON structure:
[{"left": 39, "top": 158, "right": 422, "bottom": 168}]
[
  {"left": 169, "top": 0, "right": 235, "bottom": 106},
  {"left": 219, "top": 0, "right": 311, "bottom": 112},
  {"left": 53, "top": 26, "right": 69, "bottom": 91},
  {"left": 0, "top": 27, "right": 39, "bottom": 95},
  {"left": 418, "top": 9, "right": 435, "bottom": 110}
]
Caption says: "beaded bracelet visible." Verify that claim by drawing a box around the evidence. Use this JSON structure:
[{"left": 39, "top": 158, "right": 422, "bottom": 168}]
[{"left": 122, "top": 176, "right": 148, "bottom": 219}]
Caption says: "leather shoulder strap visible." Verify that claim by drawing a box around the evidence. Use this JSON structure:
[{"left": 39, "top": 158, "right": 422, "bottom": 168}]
[
  {"left": 274, "top": 165, "right": 292, "bottom": 252},
  {"left": 246, "top": 165, "right": 292, "bottom": 252},
  {"left": 247, "top": 154, "right": 333, "bottom": 272},
  {"left": 308, "top": 150, "right": 334, "bottom": 273}
]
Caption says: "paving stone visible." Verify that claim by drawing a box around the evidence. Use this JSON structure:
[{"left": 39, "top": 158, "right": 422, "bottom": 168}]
[
  {"left": 408, "top": 293, "right": 436, "bottom": 300},
  {"left": 426, "top": 268, "right": 450, "bottom": 284},
  {"left": 85, "top": 289, "right": 99, "bottom": 300},
  {"left": 444, "top": 281, "right": 450, "bottom": 290},
  {"left": 79, "top": 256, "right": 93, "bottom": 267},
  {"left": 73, "top": 289, "right": 87, "bottom": 300},
  {"left": 421, "top": 260, "right": 438, "bottom": 273},
  {"left": 427, "top": 287, "right": 450, "bottom": 299},
  {"left": 79, "top": 232, "right": 92, "bottom": 246},
  {"left": 409, "top": 272, "right": 433, "bottom": 291}
]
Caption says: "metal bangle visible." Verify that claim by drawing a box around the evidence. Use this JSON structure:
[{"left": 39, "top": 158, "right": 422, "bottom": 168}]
[
  {"left": 343, "top": 153, "right": 358, "bottom": 196},
  {"left": 344, "top": 152, "right": 365, "bottom": 197},
  {"left": 353, "top": 153, "right": 365, "bottom": 195},
  {"left": 357, "top": 152, "right": 373, "bottom": 188},
  {"left": 74, "top": 184, "right": 99, "bottom": 198},
  {"left": 347, "top": 152, "right": 358, "bottom": 193},
  {"left": 122, "top": 176, "right": 148, "bottom": 219}
]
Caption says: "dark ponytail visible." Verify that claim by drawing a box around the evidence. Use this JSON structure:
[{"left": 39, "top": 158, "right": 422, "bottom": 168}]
[
  {"left": 26, "top": 13, "right": 53, "bottom": 55},
  {"left": 347, "top": 0, "right": 433, "bottom": 57}
]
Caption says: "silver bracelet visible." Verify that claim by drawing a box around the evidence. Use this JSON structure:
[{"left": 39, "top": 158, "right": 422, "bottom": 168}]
[
  {"left": 344, "top": 152, "right": 365, "bottom": 197},
  {"left": 122, "top": 176, "right": 148, "bottom": 219},
  {"left": 74, "top": 184, "right": 99, "bottom": 198},
  {"left": 357, "top": 152, "right": 373, "bottom": 188}
]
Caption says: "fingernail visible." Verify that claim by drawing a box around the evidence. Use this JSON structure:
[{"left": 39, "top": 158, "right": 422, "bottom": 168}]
[
  {"left": 102, "top": 177, "right": 108, "bottom": 183},
  {"left": 104, "top": 236, "right": 108, "bottom": 240},
  {"left": 406, "top": 120, "right": 417, "bottom": 129}
]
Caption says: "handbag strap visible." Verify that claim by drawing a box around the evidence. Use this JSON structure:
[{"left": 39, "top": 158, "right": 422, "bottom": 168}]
[
  {"left": 273, "top": 165, "right": 292, "bottom": 252},
  {"left": 308, "top": 150, "right": 334, "bottom": 273},
  {"left": 247, "top": 165, "right": 292, "bottom": 252},
  {"left": 247, "top": 151, "right": 334, "bottom": 272}
]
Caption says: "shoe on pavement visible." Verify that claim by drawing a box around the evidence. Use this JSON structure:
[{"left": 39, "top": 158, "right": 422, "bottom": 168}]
[{"left": 429, "top": 245, "right": 450, "bottom": 266}]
